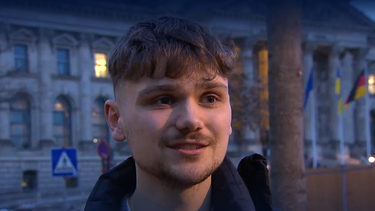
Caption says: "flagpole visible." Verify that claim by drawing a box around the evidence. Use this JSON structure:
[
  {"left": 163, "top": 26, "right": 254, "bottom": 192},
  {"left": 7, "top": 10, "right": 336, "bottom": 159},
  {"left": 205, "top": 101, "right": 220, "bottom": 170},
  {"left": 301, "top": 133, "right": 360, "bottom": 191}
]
[
  {"left": 311, "top": 76, "right": 317, "bottom": 168},
  {"left": 336, "top": 65, "right": 348, "bottom": 211},
  {"left": 339, "top": 115, "right": 345, "bottom": 165},
  {"left": 338, "top": 114, "right": 345, "bottom": 165},
  {"left": 364, "top": 67, "right": 372, "bottom": 159},
  {"left": 345, "top": 66, "right": 371, "bottom": 161},
  {"left": 338, "top": 68, "right": 346, "bottom": 166},
  {"left": 304, "top": 67, "right": 317, "bottom": 168}
]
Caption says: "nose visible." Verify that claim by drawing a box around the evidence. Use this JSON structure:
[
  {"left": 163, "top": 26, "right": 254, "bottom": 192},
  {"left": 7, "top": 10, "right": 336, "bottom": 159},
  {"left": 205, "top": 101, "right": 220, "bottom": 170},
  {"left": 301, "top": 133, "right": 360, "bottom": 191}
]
[{"left": 175, "top": 99, "right": 204, "bottom": 133}]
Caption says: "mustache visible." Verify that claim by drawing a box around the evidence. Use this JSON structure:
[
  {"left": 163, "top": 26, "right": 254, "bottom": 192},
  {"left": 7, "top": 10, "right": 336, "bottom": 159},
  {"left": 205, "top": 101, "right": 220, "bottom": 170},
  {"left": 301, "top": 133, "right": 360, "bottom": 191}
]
[{"left": 160, "top": 132, "right": 215, "bottom": 145}]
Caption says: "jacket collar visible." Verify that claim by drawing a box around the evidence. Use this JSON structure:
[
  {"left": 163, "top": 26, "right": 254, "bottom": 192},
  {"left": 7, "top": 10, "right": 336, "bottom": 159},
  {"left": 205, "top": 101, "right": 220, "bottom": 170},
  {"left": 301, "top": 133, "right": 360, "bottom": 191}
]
[{"left": 84, "top": 156, "right": 256, "bottom": 211}]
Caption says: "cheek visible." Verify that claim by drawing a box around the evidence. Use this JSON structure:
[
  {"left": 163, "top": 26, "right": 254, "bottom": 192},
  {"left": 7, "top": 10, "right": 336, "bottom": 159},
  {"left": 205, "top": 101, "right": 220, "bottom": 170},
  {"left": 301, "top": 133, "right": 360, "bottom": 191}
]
[
  {"left": 209, "top": 107, "right": 232, "bottom": 139},
  {"left": 124, "top": 110, "right": 170, "bottom": 141},
  {"left": 221, "top": 106, "right": 232, "bottom": 135},
  {"left": 227, "top": 106, "right": 232, "bottom": 135}
]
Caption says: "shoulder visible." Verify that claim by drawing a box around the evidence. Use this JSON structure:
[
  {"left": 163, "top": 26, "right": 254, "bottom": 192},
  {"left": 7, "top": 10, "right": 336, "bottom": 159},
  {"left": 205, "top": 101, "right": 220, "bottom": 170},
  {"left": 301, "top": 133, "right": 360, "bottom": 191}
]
[{"left": 120, "top": 198, "right": 131, "bottom": 211}]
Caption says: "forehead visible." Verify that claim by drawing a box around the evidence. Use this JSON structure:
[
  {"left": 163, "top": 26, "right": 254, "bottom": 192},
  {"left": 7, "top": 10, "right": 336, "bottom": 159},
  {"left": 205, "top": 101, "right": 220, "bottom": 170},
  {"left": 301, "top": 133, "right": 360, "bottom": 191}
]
[{"left": 134, "top": 74, "right": 228, "bottom": 89}]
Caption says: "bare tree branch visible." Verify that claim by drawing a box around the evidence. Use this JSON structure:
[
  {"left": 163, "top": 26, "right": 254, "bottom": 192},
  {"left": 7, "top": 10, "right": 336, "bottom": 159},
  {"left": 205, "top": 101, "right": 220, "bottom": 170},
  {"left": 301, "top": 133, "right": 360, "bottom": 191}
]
[{"left": 228, "top": 70, "right": 270, "bottom": 151}]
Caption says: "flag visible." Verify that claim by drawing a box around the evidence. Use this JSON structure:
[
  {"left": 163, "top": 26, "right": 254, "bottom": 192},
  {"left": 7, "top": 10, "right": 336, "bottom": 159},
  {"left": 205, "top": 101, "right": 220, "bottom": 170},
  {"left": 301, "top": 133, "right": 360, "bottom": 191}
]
[
  {"left": 303, "top": 68, "right": 313, "bottom": 110},
  {"left": 336, "top": 68, "right": 343, "bottom": 114},
  {"left": 344, "top": 69, "right": 366, "bottom": 108}
]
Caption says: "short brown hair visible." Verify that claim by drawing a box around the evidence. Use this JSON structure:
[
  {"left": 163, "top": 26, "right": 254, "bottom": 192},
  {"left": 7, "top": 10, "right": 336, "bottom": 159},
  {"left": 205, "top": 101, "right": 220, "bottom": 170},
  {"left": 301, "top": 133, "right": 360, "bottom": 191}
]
[{"left": 108, "top": 16, "right": 235, "bottom": 90}]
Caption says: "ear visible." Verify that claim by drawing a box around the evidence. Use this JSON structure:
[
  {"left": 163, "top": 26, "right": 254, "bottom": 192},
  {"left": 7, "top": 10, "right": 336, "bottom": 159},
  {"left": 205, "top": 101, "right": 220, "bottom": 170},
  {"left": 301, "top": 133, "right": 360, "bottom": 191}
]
[{"left": 105, "top": 100, "right": 126, "bottom": 142}]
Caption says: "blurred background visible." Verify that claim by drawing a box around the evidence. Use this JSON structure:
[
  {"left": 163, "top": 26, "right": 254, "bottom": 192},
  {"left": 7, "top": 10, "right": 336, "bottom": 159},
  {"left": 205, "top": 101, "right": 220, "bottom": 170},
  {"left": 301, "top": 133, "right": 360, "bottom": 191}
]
[{"left": 0, "top": 0, "right": 374, "bottom": 210}]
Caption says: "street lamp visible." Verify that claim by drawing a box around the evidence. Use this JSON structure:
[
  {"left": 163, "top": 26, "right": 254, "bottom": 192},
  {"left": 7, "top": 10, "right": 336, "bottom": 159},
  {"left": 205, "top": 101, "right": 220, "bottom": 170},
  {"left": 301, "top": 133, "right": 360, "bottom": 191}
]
[{"left": 368, "top": 156, "right": 375, "bottom": 164}]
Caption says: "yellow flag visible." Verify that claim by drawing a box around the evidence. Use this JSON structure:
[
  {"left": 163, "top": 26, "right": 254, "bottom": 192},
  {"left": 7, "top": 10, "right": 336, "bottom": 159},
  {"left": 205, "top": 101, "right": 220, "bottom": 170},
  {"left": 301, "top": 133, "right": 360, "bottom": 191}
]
[{"left": 336, "top": 68, "right": 342, "bottom": 114}]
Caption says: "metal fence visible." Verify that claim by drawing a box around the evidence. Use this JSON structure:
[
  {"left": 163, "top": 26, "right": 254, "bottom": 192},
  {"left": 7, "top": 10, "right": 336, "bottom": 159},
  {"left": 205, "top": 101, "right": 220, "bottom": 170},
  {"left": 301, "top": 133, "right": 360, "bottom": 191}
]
[{"left": 306, "top": 164, "right": 375, "bottom": 211}]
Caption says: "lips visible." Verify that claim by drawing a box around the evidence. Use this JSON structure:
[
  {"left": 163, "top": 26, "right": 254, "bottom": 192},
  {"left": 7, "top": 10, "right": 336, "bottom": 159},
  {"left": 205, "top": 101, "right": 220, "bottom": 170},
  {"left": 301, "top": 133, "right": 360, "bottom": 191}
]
[
  {"left": 169, "top": 144, "right": 205, "bottom": 149},
  {"left": 166, "top": 140, "right": 209, "bottom": 157},
  {"left": 168, "top": 141, "right": 208, "bottom": 149}
]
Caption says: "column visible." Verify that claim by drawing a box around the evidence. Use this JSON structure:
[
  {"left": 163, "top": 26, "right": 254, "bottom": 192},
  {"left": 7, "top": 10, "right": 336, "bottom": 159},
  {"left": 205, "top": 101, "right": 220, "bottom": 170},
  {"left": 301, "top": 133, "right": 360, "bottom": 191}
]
[
  {"left": 329, "top": 44, "right": 343, "bottom": 142},
  {"left": 353, "top": 48, "right": 370, "bottom": 157},
  {"left": 257, "top": 42, "right": 270, "bottom": 154},
  {"left": 342, "top": 51, "right": 355, "bottom": 144},
  {"left": 0, "top": 102, "right": 10, "bottom": 143},
  {"left": 0, "top": 23, "right": 11, "bottom": 148},
  {"left": 79, "top": 33, "right": 94, "bottom": 151},
  {"left": 302, "top": 42, "right": 315, "bottom": 142},
  {"left": 241, "top": 38, "right": 261, "bottom": 154},
  {"left": 0, "top": 22, "right": 12, "bottom": 75},
  {"left": 38, "top": 28, "right": 54, "bottom": 148}
]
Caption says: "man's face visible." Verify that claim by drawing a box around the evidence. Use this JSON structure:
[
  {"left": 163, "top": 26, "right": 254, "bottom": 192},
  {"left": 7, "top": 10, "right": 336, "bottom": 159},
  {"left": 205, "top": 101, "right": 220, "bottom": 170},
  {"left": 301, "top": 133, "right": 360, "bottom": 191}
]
[{"left": 106, "top": 74, "right": 232, "bottom": 187}]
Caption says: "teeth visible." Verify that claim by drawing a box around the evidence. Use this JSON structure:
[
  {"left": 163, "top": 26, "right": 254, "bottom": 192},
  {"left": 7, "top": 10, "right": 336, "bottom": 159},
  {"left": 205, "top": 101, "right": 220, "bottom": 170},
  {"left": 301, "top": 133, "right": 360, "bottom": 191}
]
[{"left": 178, "top": 145, "right": 203, "bottom": 149}]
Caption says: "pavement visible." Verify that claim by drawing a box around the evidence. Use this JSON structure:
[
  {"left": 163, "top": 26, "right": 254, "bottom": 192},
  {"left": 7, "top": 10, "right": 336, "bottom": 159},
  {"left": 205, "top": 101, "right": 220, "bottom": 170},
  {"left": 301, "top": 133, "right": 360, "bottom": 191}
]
[{"left": 0, "top": 190, "right": 89, "bottom": 211}]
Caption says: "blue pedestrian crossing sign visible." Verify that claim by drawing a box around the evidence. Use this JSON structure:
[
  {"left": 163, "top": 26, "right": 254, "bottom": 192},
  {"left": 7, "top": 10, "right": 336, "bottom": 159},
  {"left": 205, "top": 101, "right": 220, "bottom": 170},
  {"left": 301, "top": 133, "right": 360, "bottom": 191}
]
[{"left": 51, "top": 148, "right": 78, "bottom": 177}]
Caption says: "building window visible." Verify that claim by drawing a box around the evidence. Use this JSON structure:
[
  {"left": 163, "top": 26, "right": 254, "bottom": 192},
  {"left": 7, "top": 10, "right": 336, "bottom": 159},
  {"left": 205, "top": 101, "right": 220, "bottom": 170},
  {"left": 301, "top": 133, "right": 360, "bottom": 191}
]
[
  {"left": 53, "top": 96, "right": 72, "bottom": 146},
  {"left": 22, "top": 170, "right": 38, "bottom": 192},
  {"left": 258, "top": 48, "right": 270, "bottom": 134},
  {"left": 56, "top": 48, "right": 70, "bottom": 75},
  {"left": 95, "top": 53, "right": 108, "bottom": 78},
  {"left": 14, "top": 44, "right": 28, "bottom": 72},
  {"left": 10, "top": 95, "right": 31, "bottom": 149},
  {"left": 369, "top": 74, "right": 375, "bottom": 95},
  {"left": 65, "top": 177, "right": 78, "bottom": 189},
  {"left": 92, "top": 98, "right": 109, "bottom": 142}
]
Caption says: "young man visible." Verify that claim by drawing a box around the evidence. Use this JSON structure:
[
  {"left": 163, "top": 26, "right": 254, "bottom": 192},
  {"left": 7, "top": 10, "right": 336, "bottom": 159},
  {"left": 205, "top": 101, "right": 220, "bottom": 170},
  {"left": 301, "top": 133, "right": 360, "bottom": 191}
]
[{"left": 84, "top": 16, "right": 258, "bottom": 211}]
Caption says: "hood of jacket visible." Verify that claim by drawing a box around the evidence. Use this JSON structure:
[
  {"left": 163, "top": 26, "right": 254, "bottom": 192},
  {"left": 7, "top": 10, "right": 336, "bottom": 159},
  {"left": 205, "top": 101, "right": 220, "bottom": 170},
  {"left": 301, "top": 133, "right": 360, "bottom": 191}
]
[{"left": 84, "top": 156, "right": 256, "bottom": 211}]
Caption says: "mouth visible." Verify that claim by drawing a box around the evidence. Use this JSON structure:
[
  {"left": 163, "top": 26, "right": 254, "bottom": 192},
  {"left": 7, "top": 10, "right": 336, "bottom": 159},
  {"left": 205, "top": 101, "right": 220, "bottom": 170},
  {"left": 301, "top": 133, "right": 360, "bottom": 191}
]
[
  {"left": 169, "top": 144, "right": 206, "bottom": 150},
  {"left": 167, "top": 142, "right": 208, "bottom": 156}
]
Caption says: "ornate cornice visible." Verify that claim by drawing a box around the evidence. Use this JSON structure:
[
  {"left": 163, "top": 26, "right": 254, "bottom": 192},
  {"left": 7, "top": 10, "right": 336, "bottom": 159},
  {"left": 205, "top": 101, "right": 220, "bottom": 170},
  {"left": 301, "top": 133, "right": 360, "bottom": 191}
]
[
  {"left": 208, "top": 0, "right": 375, "bottom": 34},
  {"left": 0, "top": 0, "right": 155, "bottom": 22},
  {"left": 332, "top": 0, "right": 375, "bottom": 29},
  {"left": 0, "top": 0, "right": 374, "bottom": 36},
  {"left": 52, "top": 32, "right": 78, "bottom": 47},
  {"left": 208, "top": 11, "right": 374, "bottom": 35}
]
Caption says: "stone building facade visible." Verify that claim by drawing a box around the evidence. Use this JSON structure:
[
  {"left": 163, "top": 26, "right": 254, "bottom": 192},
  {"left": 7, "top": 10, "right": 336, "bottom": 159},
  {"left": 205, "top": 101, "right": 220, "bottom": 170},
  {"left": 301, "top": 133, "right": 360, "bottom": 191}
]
[{"left": 0, "top": 0, "right": 375, "bottom": 208}]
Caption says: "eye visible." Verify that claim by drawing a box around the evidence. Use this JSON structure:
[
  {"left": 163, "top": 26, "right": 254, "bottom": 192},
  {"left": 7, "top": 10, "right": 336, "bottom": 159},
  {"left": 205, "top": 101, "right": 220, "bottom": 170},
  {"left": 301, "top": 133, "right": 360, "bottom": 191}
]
[
  {"left": 203, "top": 95, "right": 218, "bottom": 104},
  {"left": 157, "top": 96, "right": 173, "bottom": 105}
]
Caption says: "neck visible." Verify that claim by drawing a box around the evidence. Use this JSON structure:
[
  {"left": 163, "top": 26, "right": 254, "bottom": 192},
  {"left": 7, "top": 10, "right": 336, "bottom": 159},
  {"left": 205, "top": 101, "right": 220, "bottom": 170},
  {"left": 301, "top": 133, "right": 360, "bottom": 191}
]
[{"left": 129, "top": 168, "right": 212, "bottom": 211}]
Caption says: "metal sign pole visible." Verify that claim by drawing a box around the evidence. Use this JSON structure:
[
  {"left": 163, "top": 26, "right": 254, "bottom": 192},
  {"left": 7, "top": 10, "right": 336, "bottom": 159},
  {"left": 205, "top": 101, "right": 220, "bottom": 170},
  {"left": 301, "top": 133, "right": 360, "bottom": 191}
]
[
  {"left": 51, "top": 147, "right": 78, "bottom": 211},
  {"left": 63, "top": 176, "right": 67, "bottom": 211},
  {"left": 97, "top": 139, "right": 111, "bottom": 173}
]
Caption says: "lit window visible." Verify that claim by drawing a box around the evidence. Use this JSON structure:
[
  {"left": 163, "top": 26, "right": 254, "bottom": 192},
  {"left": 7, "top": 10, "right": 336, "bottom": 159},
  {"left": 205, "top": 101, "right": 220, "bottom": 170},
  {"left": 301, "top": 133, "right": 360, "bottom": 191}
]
[
  {"left": 369, "top": 74, "right": 375, "bottom": 95},
  {"left": 22, "top": 170, "right": 37, "bottom": 192},
  {"left": 258, "top": 48, "right": 269, "bottom": 131},
  {"left": 14, "top": 44, "right": 28, "bottom": 72},
  {"left": 56, "top": 48, "right": 70, "bottom": 75},
  {"left": 95, "top": 53, "right": 108, "bottom": 78}
]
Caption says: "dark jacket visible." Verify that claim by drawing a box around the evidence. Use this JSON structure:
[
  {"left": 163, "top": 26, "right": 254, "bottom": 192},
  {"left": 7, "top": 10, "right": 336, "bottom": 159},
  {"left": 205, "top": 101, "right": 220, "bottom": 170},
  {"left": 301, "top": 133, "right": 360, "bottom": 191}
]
[
  {"left": 84, "top": 154, "right": 273, "bottom": 211},
  {"left": 238, "top": 154, "right": 273, "bottom": 211}
]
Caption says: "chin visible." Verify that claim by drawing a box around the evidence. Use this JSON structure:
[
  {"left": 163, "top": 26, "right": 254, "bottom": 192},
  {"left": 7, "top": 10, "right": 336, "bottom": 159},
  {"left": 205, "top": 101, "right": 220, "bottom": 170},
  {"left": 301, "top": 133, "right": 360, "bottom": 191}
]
[
  {"left": 158, "top": 162, "right": 217, "bottom": 188},
  {"left": 162, "top": 171, "right": 211, "bottom": 189}
]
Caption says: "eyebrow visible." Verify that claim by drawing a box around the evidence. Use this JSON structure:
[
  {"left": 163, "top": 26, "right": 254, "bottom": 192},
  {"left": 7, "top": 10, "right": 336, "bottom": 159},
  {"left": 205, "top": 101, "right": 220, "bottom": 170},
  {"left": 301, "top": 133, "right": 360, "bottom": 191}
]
[
  {"left": 137, "top": 84, "right": 181, "bottom": 97},
  {"left": 137, "top": 81, "right": 228, "bottom": 98},
  {"left": 196, "top": 81, "right": 228, "bottom": 90}
]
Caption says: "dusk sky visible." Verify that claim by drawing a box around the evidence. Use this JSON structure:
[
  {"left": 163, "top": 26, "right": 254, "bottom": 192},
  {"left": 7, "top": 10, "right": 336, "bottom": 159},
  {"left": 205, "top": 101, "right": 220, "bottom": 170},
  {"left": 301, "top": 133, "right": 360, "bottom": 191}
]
[{"left": 350, "top": 1, "right": 375, "bottom": 21}]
